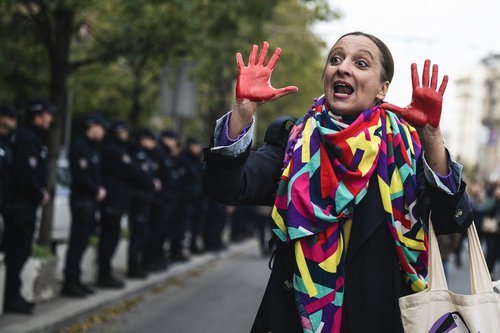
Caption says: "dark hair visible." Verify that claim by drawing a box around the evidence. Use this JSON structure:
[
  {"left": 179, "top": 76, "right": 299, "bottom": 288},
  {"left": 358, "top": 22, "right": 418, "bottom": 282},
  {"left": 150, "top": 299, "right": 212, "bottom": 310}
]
[{"left": 324, "top": 31, "right": 394, "bottom": 83}]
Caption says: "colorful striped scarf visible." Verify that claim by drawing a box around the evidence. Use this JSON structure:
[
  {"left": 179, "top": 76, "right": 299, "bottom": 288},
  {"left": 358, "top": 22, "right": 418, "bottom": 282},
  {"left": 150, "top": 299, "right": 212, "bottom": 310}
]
[{"left": 271, "top": 95, "right": 429, "bottom": 333}]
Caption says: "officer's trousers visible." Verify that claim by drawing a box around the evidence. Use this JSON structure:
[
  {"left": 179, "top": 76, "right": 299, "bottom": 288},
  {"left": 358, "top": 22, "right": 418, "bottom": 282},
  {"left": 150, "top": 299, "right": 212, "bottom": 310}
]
[
  {"left": 1, "top": 201, "right": 38, "bottom": 300},
  {"left": 64, "top": 199, "right": 96, "bottom": 283},
  {"left": 98, "top": 207, "right": 122, "bottom": 277},
  {"left": 128, "top": 199, "right": 151, "bottom": 269},
  {"left": 145, "top": 201, "right": 172, "bottom": 265}
]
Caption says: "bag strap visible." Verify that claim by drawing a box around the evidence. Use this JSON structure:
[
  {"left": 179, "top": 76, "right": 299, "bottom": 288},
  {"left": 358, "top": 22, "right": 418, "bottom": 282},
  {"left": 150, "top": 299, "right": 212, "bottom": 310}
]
[
  {"left": 428, "top": 216, "right": 493, "bottom": 294},
  {"left": 428, "top": 217, "right": 449, "bottom": 291},
  {"left": 467, "top": 222, "right": 494, "bottom": 293}
]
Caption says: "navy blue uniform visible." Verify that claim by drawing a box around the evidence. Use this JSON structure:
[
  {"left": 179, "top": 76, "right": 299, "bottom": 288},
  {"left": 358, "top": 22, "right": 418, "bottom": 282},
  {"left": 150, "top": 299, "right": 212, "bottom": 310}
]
[
  {"left": 0, "top": 134, "right": 13, "bottom": 214},
  {"left": 2, "top": 124, "right": 48, "bottom": 303},
  {"left": 63, "top": 136, "right": 101, "bottom": 287},
  {"left": 98, "top": 137, "right": 146, "bottom": 280},
  {"left": 174, "top": 149, "right": 208, "bottom": 256},
  {"left": 144, "top": 145, "right": 180, "bottom": 270},
  {"left": 127, "top": 145, "right": 156, "bottom": 276}
]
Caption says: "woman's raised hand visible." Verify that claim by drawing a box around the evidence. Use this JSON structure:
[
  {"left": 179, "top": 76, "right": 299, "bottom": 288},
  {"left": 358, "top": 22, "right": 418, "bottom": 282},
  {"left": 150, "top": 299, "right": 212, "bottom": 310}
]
[
  {"left": 381, "top": 60, "right": 448, "bottom": 128},
  {"left": 236, "top": 41, "right": 298, "bottom": 103}
]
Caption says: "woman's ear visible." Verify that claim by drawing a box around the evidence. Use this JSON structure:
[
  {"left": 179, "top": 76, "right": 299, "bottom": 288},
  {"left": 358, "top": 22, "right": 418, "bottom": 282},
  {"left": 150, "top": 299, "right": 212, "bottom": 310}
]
[{"left": 376, "top": 81, "right": 390, "bottom": 101}]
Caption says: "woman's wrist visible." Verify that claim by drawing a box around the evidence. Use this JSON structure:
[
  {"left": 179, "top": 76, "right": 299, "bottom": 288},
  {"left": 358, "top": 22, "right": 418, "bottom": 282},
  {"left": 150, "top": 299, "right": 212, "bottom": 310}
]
[
  {"left": 418, "top": 125, "right": 448, "bottom": 175},
  {"left": 229, "top": 99, "right": 257, "bottom": 139}
]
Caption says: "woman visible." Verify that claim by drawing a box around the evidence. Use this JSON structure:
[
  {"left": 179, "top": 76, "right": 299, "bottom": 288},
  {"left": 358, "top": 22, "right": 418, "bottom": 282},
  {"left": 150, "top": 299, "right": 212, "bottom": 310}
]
[{"left": 203, "top": 32, "right": 473, "bottom": 333}]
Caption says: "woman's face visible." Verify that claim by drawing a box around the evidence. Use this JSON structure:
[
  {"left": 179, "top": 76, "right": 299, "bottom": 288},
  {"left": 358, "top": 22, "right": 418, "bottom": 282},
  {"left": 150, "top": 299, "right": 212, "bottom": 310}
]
[{"left": 323, "top": 35, "right": 390, "bottom": 115}]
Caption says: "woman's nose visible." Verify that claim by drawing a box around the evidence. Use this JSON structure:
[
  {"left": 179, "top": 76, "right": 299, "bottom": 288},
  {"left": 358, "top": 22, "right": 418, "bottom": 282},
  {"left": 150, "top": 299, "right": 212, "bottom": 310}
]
[{"left": 337, "top": 60, "right": 352, "bottom": 75}]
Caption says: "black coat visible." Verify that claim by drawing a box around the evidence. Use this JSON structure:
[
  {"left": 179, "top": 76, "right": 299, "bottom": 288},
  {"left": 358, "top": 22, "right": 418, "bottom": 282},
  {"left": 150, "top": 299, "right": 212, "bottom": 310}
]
[
  {"left": 6, "top": 124, "right": 48, "bottom": 204},
  {"left": 100, "top": 137, "right": 152, "bottom": 212},
  {"left": 69, "top": 136, "right": 101, "bottom": 202},
  {"left": 203, "top": 117, "right": 473, "bottom": 333}
]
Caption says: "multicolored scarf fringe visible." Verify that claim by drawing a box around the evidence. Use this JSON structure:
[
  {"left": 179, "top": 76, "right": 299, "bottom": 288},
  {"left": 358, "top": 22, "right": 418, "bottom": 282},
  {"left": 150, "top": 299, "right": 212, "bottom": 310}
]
[{"left": 271, "top": 95, "right": 428, "bottom": 333}]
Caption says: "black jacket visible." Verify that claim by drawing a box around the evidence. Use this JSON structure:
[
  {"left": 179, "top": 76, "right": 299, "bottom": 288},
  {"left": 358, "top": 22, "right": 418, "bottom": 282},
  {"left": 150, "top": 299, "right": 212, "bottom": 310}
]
[
  {"left": 6, "top": 124, "right": 48, "bottom": 204},
  {"left": 203, "top": 117, "right": 473, "bottom": 333},
  {"left": 69, "top": 136, "right": 101, "bottom": 202},
  {"left": 100, "top": 137, "right": 151, "bottom": 211},
  {"left": 0, "top": 134, "right": 13, "bottom": 211},
  {"left": 150, "top": 145, "right": 180, "bottom": 205}
]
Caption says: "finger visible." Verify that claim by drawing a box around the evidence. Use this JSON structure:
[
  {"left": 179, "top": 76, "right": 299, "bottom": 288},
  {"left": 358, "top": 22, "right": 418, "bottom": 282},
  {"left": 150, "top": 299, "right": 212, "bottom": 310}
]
[
  {"left": 380, "top": 102, "right": 405, "bottom": 114},
  {"left": 236, "top": 52, "right": 244, "bottom": 70},
  {"left": 267, "top": 47, "right": 282, "bottom": 70},
  {"left": 257, "top": 41, "right": 269, "bottom": 66},
  {"left": 249, "top": 44, "right": 258, "bottom": 65},
  {"left": 411, "top": 63, "right": 419, "bottom": 90},
  {"left": 430, "top": 64, "right": 438, "bottom": 90},
  {"left": 273, "top": 86, "right": 299, "bottom": 99},
  {"left": 422, "top": 59, "right": 430, "bottom": 87},
  {"left": 438, "top": 75, "right": 449, "bottom": 95}
]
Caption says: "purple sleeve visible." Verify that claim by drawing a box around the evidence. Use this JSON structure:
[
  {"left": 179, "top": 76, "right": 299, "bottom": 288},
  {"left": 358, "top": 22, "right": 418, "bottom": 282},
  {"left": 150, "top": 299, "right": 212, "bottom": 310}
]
[
  {"left": 436, "top": 167, "right": 458, "bottom": 193},
  {"left": 218, "top": 112, "right": 252, "bottom": 146}
]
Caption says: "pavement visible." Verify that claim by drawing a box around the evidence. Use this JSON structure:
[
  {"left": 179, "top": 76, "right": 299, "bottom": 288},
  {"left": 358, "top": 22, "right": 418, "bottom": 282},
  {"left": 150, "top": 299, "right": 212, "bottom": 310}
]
[
  {"left": 0, "top": 240, "right": 258, "bottom": 333},
  {"left": 0, "top": 236, "right": 498, "bottom": 333}
]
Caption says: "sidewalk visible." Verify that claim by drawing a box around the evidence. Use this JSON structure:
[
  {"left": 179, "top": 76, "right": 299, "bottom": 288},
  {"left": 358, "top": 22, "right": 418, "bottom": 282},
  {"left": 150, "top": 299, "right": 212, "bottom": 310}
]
[{"left": 0, "top": 240, "right": 257, "bottom": 333}]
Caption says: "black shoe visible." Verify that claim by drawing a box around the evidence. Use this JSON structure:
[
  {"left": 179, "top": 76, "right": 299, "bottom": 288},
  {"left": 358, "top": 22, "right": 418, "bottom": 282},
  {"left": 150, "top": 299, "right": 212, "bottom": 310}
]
[
  {"left": 61, "top": 282, "right": 88, "bottom": 298},
  {"left": 19, "top": 296, "right": 35, "bottom": 311},
  {"left": 78, "top": 282, "right": 95, "bottom": 295},
  {"left": 127, "top": 267, "right": 149, "bottom": 279},
  {"left": 171, "top": 252, "right": 189, "bottom": 263},
  {"left": 4, "top": 296, "right": 34, "bottom": 314},
  {"left": 97, "top": 275, "right": 126, "bottom": 289},
  {"left": 145, "top": 258, "right": 169, "bottom": 273}
]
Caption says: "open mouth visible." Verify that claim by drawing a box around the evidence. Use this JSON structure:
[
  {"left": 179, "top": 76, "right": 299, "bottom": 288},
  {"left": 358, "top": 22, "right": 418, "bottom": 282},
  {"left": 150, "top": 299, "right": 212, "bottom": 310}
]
[{"left": 333, "top": 82, "right": 354, "bottom": 96}]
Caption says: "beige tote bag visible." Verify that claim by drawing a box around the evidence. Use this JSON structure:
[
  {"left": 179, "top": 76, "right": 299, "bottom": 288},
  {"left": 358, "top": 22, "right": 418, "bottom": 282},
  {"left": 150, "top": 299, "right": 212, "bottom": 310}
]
[{"left": 399, "top": 220, "right": 500, "bottom": 332}]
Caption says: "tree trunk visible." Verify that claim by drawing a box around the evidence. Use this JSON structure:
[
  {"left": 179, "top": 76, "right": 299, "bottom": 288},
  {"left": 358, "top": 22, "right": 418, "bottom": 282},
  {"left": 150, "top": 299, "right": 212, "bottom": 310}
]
[{"left": 37, "top": 7, "right": 74, "bottom": 248}]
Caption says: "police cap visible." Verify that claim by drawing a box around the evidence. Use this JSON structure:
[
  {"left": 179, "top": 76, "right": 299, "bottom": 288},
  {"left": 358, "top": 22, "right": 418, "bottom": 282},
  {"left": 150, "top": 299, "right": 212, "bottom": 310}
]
[
  {"left": 26, "top": 98, "right": 56, "bottom": 117},
  {"left": 160, "top": 129, "right": 178, "bottom": 139},
  {"left": 0, "top": 105, "right": 17, "bottom": 118},
  {"left": 110, "top": 121, "right": 129, "bottom": 133},
  {"left": 136, "top": 128, "right": 157, "bottom": 141},
  {"left": 83, "top": 113, "right": 108, "bottom": 129}
]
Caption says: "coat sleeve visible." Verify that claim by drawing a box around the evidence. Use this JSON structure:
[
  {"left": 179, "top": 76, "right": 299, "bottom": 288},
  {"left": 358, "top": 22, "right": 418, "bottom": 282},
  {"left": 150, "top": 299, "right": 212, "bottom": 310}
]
[
  {"left": 12, "top": 134, "right": 45, "bottom": 202},
  {"left": 203, "top": 116, "right": 295, "bottom": 206},
  {"left": 69, "top": 141, "right": 99, "bottom": 197},
  {"left": 416, "top": 157, "right": 473, "bottom": 235}
]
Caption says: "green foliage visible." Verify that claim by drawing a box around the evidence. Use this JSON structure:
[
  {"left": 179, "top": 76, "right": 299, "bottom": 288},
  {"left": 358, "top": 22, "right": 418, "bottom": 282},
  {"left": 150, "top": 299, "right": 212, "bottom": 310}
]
[
  {"left": 31, "top": 244, "right": 53, "bottom": 258},
  {"left": 0, "top": 0, "right": 340, "bottom": 136}
]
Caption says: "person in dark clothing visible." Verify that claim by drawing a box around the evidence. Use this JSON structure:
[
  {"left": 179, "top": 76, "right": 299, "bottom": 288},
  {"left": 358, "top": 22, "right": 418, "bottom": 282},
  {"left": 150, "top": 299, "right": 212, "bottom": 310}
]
[
  {"left": 203, "top": 35, "right": 473, "bottom": 332},
  {"left": 143, "top": 129, "right": 180, "bottom": 272},
  {"left": 173, "top": 137, "right": 208, "bottom": 260},
  {"left": 127, "top": 128, "right": 161, "bottom": 278},
  {"left": 2, "top": 98, "right": 54, "bottom": 314},
  {"left": 0, "top": 105, "right": 18, "bottom": 246},
  {"left": 97, "top": 121, "right": 141, "bottom": 288},
  {"left": 62, "top": 114, "right": 107, "bottom": 298}
]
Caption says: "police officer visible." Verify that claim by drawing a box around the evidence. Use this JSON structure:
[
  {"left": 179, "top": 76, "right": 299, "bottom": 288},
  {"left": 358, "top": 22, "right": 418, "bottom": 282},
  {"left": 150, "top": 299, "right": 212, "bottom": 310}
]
[
  {"left": 2, "top": 98, "right": 54, "bottom": 314},
  {"left": 127, "top": 128, "right": 161, "bottom": 278},
  {"left": 143, "top": 129, "right": 180, "bottom": 272},
  {"left": 174, "top": 137, "right": 208, "bottom": 260},
  {"left": 98, "top": 121, "right": 146, "bottom": 288},
  {"left": 0, "top": 105, "right": 18, "bottom": 246},
  {"left": 97, "top": 122, "right": 129, "bottom": 288},
  {"left": 62, "top": 114, "right": 107, "bottom": 298}
]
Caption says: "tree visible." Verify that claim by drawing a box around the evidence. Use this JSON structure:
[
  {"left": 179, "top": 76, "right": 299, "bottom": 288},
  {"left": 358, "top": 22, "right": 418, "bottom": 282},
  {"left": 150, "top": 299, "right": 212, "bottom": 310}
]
[{"left": 1, "top": 0, "right": 100, "bottom": 247}]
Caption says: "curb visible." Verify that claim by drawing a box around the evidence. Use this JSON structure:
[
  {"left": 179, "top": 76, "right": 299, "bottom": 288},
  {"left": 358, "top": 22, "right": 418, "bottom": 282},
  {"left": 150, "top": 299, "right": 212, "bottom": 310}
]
[{"left": 0, "top": 240, "right": 257, "bottom": 333}]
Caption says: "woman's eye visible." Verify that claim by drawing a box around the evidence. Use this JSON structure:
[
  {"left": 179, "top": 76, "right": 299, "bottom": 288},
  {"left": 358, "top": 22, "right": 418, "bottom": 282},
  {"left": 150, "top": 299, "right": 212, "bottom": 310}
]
[
  {"left": 355, "top": 60, "right": 369, "bottom": 67},
  {"left": 330, "top": 56, "right": 342, "bottom": 64}
]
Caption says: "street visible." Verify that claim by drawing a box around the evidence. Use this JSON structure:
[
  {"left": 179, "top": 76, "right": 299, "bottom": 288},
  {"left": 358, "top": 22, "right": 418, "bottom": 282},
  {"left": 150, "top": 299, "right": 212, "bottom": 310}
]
[
  {"left": 74, "top": 237, "right": 479, "bottom": 333},
  {"left": 86, "top": 240, "right": 270, "bottom": 333}
]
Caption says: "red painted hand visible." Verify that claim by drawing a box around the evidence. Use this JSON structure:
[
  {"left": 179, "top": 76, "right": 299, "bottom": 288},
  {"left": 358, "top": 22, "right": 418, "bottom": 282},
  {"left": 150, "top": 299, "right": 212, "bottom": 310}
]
[
  {"left": 235, "top": 41, "right": 298, "bottom": 102},
  {"left": 381, "top": 60, "right": 448, "bottom": 128}
]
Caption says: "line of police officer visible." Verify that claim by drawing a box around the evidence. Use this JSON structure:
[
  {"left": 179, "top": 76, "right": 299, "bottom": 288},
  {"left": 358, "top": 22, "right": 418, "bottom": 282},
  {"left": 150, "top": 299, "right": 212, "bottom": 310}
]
[
  {"left": 0, "top": 99, "right": 208, "bottom": 314},
  {"left": 0, "top": 99, "right": 54, "bottom": 314}
]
